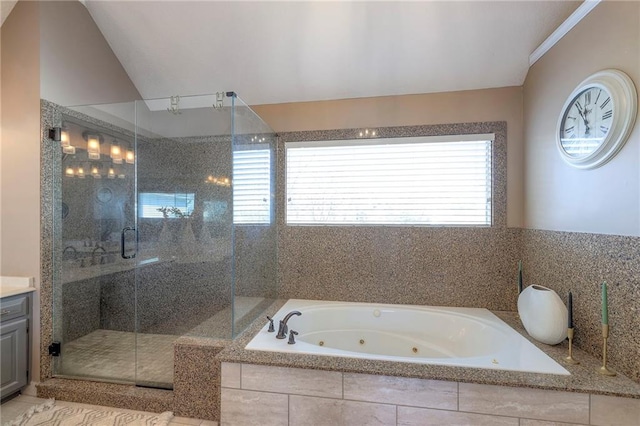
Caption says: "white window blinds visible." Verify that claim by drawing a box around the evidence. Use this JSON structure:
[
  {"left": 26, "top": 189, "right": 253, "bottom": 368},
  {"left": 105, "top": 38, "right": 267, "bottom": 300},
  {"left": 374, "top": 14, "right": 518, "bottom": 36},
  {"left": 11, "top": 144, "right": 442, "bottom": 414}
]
[
  {"left": 233, "top": 148, "right": 271, "bottom": 224},
  {"left": 286, "top": 135, "right": 492, "bottom": 226},
  {"left": 139, "top": 192, "right": 195, "bottom": 218}
]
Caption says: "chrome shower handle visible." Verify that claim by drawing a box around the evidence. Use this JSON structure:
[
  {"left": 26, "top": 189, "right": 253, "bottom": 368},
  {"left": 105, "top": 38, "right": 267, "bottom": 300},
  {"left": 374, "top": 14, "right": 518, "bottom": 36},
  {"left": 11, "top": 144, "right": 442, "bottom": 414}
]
[{"left": 121, "top": 227, "right": 137, "bottom": 259}]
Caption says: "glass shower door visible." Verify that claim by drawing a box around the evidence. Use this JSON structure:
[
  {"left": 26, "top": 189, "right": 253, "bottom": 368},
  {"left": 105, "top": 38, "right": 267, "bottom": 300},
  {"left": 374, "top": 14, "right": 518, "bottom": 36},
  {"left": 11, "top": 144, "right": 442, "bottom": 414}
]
[
  {"left": 133, "top": 95, "right": 234, "bottom": 388},
  {"left": 53, "top": 101, "right": 138, "bottom": 383},
  {"left": 230, "top": 95, "right": 278, "bottom": 337}
]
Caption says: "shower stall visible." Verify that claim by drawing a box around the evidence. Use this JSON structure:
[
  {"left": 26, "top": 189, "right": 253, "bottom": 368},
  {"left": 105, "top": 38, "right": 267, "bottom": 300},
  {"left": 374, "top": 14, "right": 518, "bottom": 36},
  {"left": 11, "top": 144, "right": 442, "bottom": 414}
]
[{"left": 49, "top": 93, "right": 277, "bottom": 389}]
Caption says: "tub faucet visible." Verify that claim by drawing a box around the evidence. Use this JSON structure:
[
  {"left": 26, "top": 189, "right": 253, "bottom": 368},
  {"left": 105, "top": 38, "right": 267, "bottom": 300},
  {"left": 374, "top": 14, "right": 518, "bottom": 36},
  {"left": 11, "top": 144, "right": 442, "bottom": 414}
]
[
  {"left": 62, "top": 246, "right": 78, "bottom": 261},
  {"left": 276, "top": 310, "right": 301, "bottom": 339}
]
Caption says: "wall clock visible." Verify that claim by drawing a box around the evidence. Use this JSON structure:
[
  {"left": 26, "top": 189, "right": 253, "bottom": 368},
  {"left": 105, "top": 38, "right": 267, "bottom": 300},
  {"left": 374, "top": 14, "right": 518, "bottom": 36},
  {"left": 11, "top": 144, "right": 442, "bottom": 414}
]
[
  {"left": 557, "top": 69, "right": 637, "bottom": 169},
  {"left": 96, "top": 187, "right": 113, "bottom": 204}
]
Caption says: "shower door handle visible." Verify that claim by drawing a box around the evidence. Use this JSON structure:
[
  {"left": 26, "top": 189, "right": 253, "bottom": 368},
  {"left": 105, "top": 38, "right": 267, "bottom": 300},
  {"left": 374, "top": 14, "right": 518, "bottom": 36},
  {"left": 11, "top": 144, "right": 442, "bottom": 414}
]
[{"left": 121, "top": 226, "right": 137, "bottom": 259}]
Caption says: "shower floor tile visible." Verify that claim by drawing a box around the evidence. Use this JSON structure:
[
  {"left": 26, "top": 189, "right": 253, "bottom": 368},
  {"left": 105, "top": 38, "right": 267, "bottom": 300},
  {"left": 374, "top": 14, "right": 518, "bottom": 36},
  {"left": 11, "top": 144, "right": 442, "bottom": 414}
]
[
  {"left": 60, "top": 329, "right": 176, "bottom": 386},
  {"left": 58, "top": 297, "right": 268, "bottom": 387}
]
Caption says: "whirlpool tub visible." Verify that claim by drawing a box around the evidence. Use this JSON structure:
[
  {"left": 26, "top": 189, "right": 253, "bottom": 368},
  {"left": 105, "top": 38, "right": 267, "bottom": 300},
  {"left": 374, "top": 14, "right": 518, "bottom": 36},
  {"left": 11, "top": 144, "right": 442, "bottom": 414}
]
[{"left": 245, "top": 299, "right": 569, "bottom": 375}]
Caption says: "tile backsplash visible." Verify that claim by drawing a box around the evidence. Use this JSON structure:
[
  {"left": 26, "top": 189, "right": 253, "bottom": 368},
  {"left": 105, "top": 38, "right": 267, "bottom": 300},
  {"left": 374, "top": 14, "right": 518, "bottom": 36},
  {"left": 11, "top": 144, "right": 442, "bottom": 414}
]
[{"left": 278, "top": 226, "right": 522, "bottom": 311}]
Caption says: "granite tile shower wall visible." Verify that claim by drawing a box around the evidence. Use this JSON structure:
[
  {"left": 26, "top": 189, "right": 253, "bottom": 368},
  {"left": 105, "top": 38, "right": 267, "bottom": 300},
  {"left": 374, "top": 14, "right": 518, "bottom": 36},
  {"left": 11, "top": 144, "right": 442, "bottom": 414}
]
[
  {"left": 276, "top": 122, "right": 520, "bottom": 310},
  {"left": 135, "top": 136, "right": 234, "bottom": 336},
  {"left": 522, "top": 229, "right": 640, "bottom": 383}
]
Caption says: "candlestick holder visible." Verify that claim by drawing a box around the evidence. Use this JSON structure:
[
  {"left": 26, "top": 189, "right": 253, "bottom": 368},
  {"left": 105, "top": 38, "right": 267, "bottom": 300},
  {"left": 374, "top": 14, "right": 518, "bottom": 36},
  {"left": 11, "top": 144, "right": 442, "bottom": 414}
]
[
  {"left": 564, "top": 327, "right": 579, "bottom": 365},
  {"left": 597, "top": 324, "right": 616, "bottom": 376}
]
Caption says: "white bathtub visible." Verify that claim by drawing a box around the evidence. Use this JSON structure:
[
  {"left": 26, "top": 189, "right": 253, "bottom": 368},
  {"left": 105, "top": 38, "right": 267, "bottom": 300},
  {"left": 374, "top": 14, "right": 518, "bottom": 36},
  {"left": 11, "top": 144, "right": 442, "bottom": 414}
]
[{"left": 245, "top": 299, "right": 569, "bottom": 375}]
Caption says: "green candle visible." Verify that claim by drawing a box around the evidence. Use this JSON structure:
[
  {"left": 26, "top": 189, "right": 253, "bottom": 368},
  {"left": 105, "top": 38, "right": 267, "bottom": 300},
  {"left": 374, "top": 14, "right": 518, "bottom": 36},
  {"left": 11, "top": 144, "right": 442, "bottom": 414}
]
[
  {"left": 518, "top": 260, "right": 523, "bottom": 294},
  {"left": 601, "top": 281, "right": 608, "bottom": 325}
]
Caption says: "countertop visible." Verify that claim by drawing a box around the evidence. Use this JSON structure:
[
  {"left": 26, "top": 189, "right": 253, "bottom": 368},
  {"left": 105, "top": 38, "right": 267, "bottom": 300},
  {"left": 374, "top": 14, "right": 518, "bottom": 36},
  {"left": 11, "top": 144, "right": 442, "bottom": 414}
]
[
  {"left": 217, "top": 299, "right": 640, "bottom": 399},
  {"left": 0, "top": 276, "right": 36, "bottom": 298}
]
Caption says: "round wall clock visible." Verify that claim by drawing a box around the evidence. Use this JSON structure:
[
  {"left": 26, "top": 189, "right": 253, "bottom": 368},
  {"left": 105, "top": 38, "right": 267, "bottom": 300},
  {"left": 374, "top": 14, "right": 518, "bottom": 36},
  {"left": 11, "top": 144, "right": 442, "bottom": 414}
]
[
  {"left": 96, "top": 187, "right": 113, "bottom": 204},
  {"left": 556, "top": 69, "right": 637, "bottom": 169}
]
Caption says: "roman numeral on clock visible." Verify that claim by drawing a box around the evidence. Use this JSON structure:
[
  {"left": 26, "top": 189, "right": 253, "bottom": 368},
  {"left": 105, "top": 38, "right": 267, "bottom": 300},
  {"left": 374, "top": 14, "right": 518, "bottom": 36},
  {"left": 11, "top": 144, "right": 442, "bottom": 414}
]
[
  {"left": 595, "top": 89, "right": 602, "bottom": 105},
  {"left": 600, "top": 97, "right": 611, "bottom": 109},
  {"left": 564, "top": 126, "right": 575, "bottom": 133},
  {"left": 600, "top": 125, "right": 609, "bottom": 133},
  {"left": 602, "top": 110, "right": 613, "bottom": 120}
]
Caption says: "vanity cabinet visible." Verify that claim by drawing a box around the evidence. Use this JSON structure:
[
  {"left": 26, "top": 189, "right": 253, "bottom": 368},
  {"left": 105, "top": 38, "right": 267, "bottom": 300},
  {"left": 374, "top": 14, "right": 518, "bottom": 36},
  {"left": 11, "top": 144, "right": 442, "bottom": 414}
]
[{"left": 0, "top": 293, "right": 30, "bottom": 399}]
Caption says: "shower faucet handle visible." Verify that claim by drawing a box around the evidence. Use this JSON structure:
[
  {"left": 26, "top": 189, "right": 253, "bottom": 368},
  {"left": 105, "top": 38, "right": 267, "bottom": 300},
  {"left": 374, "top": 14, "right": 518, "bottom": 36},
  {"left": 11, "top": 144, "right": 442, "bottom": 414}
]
[
  {"left": 266, "top": 316, "right": 275, "bottom": 332},
  {"left": 288, "top": 330, "right": 298, "bottom": 345}
]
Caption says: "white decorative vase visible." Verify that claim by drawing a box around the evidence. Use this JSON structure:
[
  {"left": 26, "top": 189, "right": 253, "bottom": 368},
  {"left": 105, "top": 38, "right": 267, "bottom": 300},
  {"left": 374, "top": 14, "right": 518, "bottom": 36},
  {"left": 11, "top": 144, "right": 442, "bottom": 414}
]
[
  {"left": 157, "top": 220, "right": 173, "bottom": 258},
  {"left": 179, "top": 219, "right": 197, "bottom": 256},
  {"left": 199, "top": 223, "right": 213, "bottom": 249},
  {"left": 158, "top": 220, "right": 172, "bottom": 244},
  {"left": 517, "top": 285, "right": 568, "bottom": 345}
]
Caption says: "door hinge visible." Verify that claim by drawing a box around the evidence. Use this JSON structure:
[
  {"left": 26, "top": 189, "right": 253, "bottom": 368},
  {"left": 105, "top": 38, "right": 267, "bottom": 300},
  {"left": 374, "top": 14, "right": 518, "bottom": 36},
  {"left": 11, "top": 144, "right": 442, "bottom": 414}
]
[{"left": 48, "top": 342, "right": 61, "bottom": 357}]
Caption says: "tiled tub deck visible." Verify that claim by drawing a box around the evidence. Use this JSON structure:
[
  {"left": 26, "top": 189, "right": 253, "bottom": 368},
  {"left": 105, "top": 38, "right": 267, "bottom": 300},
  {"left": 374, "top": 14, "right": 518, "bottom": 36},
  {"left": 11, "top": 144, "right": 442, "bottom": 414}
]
[
  {"left": 220, "top": 363, "right": 640, "bottom": 426},
  {"left": 217, "top": 301, "right": 640, "bottom": 426}
]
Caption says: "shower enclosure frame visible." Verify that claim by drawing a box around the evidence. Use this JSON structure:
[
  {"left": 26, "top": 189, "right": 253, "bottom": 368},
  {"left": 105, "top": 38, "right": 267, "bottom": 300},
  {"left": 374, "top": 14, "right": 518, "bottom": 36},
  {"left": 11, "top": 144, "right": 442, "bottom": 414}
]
[{"left": 39, "top": 93, "right": 277, "bottom": 389}]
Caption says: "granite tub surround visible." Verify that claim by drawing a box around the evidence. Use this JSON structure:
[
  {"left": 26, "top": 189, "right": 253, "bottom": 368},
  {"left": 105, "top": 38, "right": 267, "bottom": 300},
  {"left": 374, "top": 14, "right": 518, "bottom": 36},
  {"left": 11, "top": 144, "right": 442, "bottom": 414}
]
[
  {"left": 279, "top": 226, "right": 522, "bottom": 310},
  {"left": 217, "top": 299, "right": 640, "bottom": 399},
  {"left": 522, "top": 229, "right": 640, "bottom": 383}
]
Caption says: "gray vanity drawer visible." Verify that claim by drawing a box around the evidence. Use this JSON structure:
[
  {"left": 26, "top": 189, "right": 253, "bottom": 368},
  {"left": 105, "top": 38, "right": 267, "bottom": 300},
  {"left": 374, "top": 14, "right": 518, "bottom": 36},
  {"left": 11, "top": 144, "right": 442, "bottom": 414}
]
[{"left": 0, "top": 294, "right": 29, "bottom": 323}]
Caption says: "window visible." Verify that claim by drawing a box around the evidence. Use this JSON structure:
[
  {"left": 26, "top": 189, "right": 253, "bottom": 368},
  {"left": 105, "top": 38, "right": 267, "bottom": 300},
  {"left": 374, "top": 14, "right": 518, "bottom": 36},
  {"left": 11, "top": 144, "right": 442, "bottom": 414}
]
[
  {"left": 233, "top": 148, "right": 271, "bottom": 224},
  {"left": 286, "top": 135, "right": 492, "bottom": 226},
  {"left": 139, "top": 192, "right": 195, "bottom": 218}
]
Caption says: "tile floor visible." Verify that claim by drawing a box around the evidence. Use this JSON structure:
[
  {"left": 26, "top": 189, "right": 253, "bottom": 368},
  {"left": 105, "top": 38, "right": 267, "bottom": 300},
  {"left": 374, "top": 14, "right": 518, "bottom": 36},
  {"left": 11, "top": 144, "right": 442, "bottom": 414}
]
[{"left": 0, "top": 394, "right": 218, "bottom": 426}]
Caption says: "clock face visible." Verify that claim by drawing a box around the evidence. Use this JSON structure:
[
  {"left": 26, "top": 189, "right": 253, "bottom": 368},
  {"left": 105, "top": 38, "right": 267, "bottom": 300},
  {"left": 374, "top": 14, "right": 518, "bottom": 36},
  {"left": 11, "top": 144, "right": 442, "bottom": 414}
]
[
  {"left": 559, "top": 86, "right": 614, "bottom": 158},
  {"left": 96, "top": 187, "right": 113, "bottom": 203}
]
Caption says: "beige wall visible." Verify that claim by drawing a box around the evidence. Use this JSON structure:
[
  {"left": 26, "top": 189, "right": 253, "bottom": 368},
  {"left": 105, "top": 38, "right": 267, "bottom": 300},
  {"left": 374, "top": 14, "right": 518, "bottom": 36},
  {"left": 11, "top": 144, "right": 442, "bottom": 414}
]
[
  {"left": 0, "top": 0, "right": 42, "bottom": 381},
  {"left": 253, "top": 87, "right": 525, "bottom": 227},
  {"left": 523, "top": 1, "right": 640, "bottom": 236},
  {"left": 0, "top": 13, "right": 2, "bottom": 250},
  {"left": 39, "top": 1, "right": 140, "bottom": 106}
]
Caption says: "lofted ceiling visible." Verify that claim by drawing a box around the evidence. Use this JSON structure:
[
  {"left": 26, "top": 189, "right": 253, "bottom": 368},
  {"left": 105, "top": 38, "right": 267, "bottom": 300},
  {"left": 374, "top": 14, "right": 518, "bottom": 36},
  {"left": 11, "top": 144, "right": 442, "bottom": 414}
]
[
  {"left": 84, "top": 0, "right": 581, "bottom": 106},
  {"left": 0, "top": 0, "right": 18, "bottom": 27}
]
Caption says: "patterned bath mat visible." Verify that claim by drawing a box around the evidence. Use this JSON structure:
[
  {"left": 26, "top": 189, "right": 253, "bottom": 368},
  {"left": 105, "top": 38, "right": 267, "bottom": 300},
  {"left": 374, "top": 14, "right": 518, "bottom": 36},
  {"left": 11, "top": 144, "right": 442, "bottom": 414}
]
[{"left": 4, "top": 399, "right": 173, "bottom": 426}]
